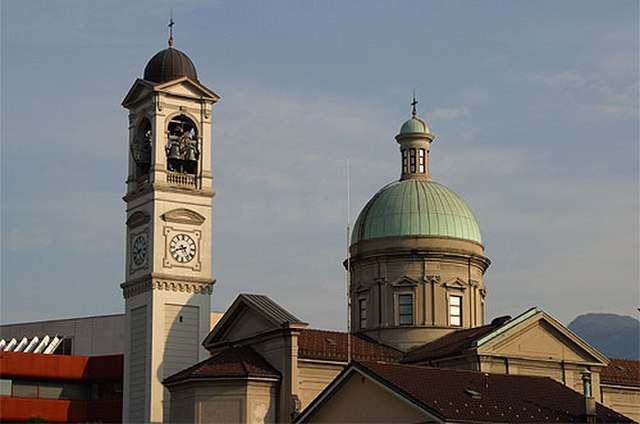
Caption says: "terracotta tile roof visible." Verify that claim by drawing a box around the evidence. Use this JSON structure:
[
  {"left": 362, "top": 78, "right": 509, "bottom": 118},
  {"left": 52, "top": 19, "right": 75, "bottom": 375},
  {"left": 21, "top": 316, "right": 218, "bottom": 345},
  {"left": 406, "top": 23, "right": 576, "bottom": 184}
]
[
  {"left": 298, "top": 329, "right": 403, "bottom": 362},
  {"left": 356, "top": 361, "right": 633, "bottom": 423},
  {"left": 163, "top": 345, "right": 280, "bottom": 385},
  {"left": 402, "top": 323, "right": 498, "bottom": 363},
  {"left": 601, "top": 358, "right": 640, "bottom": 387}
]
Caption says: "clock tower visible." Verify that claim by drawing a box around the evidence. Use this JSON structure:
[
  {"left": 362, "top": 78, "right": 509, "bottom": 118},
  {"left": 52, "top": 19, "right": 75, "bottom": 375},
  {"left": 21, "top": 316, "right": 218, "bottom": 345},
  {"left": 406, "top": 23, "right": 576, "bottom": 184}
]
[{"left": 120, "top": 34, "right": 219, "bottom": 423}]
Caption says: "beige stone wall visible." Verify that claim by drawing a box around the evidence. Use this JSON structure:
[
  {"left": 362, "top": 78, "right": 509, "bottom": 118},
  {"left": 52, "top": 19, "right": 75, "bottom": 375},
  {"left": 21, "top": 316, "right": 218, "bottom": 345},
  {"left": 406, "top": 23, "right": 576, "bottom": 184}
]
[
  {"left": 297, "top": 361, "right": 344, "bottom": 409},
  {"left": 168, "top": 379, "right": 277, "bottom": 424},
  {"left": 600, "top": 384, "right": 640, "bottom": 422},
  {"left": 302, "top": 372, "right": 433, "bottom": 423}
]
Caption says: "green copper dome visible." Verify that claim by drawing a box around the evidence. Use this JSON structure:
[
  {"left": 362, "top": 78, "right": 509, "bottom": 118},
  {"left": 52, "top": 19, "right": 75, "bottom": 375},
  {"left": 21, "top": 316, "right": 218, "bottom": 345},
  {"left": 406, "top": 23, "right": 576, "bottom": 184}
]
[
  {"left": 400, "top": 117, "right": 430, "bottom": 134},
  {"left": 351, "top": 179, "right": 482, "bottom": 245}
]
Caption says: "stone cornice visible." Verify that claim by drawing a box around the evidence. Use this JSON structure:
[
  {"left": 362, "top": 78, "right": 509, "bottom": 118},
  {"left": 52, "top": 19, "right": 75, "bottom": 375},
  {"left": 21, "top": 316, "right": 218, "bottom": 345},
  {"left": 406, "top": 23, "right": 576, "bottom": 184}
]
[
  {"left": 121, "top": 275, "right": 215, "bottom": 298},
  {"left": 350, "top": 248, "right": 491, "bottom": 271},
  {"left": 123, "top": 182, "right": 215, "bottom": 203}
]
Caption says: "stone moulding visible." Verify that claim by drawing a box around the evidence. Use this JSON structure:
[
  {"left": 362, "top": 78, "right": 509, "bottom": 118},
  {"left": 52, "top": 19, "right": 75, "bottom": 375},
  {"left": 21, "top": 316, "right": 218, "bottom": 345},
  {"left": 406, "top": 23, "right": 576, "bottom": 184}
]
[
  {"left": 121, "top": 278, "right": 214, "bottom": 298},
  {"left": 161, "top": 208, "right": 207, "bottom": 225},
  {"left": 126, "top": 211, "right": 150, "bottom": 228}
]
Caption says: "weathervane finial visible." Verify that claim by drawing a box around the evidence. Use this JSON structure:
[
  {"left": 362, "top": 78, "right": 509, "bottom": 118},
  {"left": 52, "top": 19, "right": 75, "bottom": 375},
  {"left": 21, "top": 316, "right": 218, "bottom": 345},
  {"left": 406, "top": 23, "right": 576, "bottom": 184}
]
[
  {"left": 411, "top": 90, "right": 418, "bottom": 118},
  {"left": 168, "top": 10, "right": 175, "bottom": 47}
]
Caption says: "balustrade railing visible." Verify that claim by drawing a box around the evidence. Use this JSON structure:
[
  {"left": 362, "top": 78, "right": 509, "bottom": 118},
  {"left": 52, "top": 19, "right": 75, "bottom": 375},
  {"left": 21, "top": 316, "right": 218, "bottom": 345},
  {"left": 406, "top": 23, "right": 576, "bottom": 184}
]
[{"left": 167, "top": 172, "right": 197, "bottom": 188}]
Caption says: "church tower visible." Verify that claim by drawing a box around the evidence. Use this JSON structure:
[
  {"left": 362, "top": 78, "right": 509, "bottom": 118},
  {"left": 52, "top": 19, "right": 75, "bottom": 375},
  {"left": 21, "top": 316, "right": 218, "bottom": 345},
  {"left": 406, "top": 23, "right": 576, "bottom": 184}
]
[
  {"left": 349, "top": 101, "right": 491, "bottom": 352},
  {"left": 120, "top": 32, "right": 219, "bottom": 422}
]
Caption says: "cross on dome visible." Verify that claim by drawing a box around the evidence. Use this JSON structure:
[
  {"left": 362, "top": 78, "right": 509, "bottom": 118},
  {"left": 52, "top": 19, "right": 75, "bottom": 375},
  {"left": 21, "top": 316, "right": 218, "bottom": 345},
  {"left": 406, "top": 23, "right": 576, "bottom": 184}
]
[
  {"left": 168, "top": 12, "right": 175, "bottom": 47},
  {"left": 411, "top": 91, "right": 418, "bottom": 118}
]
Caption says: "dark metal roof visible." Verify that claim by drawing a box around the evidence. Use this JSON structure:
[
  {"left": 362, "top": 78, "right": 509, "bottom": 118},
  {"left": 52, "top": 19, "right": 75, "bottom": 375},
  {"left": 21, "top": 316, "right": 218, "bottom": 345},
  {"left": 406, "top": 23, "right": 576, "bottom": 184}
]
[
  {"left": 239, "top": 294, "right": 304, "bottom": 326},
  {"left": 402, "top": 323, "right": 499, "bottom": 364},
  {"left": 143, "top": 47, "right": 198, "bottom": 83},
  {"left": 163, "top": 345, "right": 280, "bottom": 385}
]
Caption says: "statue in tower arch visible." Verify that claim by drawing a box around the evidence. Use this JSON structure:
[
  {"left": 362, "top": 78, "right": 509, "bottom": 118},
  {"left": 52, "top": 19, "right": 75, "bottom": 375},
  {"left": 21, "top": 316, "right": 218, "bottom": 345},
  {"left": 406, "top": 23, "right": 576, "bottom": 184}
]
[
  {"left": 166, "top": 115, "right": 199, "bottom": 174},
  {"left": 131, "top": 119, "right": 152, "bottom": 178}
]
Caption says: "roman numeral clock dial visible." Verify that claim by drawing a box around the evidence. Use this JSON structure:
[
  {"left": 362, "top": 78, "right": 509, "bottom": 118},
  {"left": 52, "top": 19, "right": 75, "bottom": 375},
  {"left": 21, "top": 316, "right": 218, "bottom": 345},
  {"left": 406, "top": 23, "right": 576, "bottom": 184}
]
[
  {"left": 132, "top": 235, "right": 147, "bottom": 266},
  {"left": 169, "top": 233, "right": 197, "bottom": 263}
]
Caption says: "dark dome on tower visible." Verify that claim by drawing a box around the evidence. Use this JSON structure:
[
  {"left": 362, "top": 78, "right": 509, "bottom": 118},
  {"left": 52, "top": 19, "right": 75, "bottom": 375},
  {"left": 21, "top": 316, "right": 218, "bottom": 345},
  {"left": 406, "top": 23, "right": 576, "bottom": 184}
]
[{"left": 143, "top": 47, "right": 198, "bottom": 83}]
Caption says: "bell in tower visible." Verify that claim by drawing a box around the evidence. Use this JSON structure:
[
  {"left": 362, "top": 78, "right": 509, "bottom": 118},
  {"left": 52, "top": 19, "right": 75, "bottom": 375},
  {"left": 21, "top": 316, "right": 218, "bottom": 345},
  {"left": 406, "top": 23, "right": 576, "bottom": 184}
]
[{"left": 165, "top": 115, "right": 200, "bottom": 175}]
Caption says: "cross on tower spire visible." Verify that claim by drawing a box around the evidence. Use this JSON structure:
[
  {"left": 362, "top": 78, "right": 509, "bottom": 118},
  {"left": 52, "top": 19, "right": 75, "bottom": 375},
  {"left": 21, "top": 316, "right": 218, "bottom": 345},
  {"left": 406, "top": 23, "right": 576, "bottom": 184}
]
[
  {"left": 168, "top": 11, "right": 175, "bottom": 47},
  {"left": 411, "top": 90, "right": 418, "bottom": 118}
]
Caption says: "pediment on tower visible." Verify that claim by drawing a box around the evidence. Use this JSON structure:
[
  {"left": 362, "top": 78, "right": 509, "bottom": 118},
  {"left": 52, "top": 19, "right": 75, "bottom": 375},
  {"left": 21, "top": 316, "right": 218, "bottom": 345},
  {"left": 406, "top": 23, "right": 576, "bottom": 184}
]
[
  {"left": 154, "top": 77, "right": 220, "bottom": 102},
  {"left": 202, "top": 294, "right": 308, "bottom": 349},
  {"left": 388, "top": 276, "right": 420, "bottom": 287},
  {"left": 475, "top": 308, "right": 608, "bottom": 366},
  {"left": 122, "top": 79, "right": 156, "bottom": 108},
  {"left": 122, "top": 77, "right": 219, "bottom": 108},
  {"left": 442, "top": 277, "right": 467, "bottom": 290},
  {"left": 161, "top": 208, "right": 206, "bottom": 225}
]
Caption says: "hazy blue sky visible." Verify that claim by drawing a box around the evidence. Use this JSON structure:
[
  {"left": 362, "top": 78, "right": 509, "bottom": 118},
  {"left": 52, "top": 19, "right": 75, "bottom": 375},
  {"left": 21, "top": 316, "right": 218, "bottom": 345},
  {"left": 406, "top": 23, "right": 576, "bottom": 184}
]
[{"left": 1, "top": 0, "right": 638, "bottom": 330}]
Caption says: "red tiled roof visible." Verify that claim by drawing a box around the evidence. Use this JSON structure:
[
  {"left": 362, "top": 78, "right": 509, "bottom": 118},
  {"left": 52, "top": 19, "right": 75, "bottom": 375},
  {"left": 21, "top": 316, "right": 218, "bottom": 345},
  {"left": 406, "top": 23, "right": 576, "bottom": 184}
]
[
  {"left": 357, "top": 361, "right": 633, "bottom": 423},
  {"left": 163, "top": 345, "right": 280, "bottom": 385},
  {"left": 601, "top": 358, "right": 640, "bottom": 387},
  {"left": 402, "top": 323, "right": 498, "bottom": 363},
  {"left": 298, "top": 329, "right": 403, "bottom": 362}
]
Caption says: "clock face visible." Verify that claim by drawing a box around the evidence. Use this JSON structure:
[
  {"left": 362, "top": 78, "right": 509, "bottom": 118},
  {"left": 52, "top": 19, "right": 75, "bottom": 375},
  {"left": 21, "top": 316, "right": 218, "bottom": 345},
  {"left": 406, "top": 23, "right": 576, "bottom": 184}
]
[
  {"left": 170, "top": 233, "right": 196, "bottom": 263},
  {"left": 132, "top": 235, "right": 147, "bottom": 266}
]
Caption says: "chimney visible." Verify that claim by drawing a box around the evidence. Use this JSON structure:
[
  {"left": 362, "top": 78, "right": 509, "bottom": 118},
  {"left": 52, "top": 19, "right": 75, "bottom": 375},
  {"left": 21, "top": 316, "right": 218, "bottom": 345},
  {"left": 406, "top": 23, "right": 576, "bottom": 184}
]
[{"left": 580, "top": 368, "right": 596, "bottom": 424}]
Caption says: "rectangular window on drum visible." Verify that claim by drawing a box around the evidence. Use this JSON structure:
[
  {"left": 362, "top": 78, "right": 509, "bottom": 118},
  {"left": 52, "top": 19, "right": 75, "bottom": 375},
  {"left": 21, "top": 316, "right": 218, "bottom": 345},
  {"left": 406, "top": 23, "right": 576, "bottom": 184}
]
[
  {"left": 450, "top": 295, "right": 462, "bottom": 326},
  {"left": 398, "top": 294, "right": 413, "bottom": 325},
  {"left": 402, "top": 150, "right": 408, "bottom": 174},
  {"left": 410, "top": 149, "right": 416, "bottom": 173},
  {"left": 359, "top": 298, "right": 367, "bottom": 330},
  {"left": 419, "top": 149, "right": 425, "bottom": 173}
]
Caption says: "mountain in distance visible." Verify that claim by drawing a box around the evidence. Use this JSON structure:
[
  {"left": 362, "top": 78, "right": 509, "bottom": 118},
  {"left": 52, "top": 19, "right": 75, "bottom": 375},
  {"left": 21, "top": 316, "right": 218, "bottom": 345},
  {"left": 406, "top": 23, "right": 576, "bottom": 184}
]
[{"left": 568, "top": 313, "right": 639, "bottom": 360}]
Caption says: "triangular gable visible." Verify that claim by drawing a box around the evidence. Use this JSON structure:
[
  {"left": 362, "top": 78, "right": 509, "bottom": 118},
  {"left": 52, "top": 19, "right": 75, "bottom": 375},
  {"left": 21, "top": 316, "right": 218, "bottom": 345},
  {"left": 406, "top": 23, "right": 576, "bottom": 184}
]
[
  {"left": 294, "top": 364, "right": 438, "bottom": 423},
  {"left": 155, "top": 77, "right": 220, "bottom": 102},
  {"left": 475, "top": 307, "right": 609, "bottom": 365},
  {"left": 202, "top": 294, "right": 307, "bottom": 349},
  {"left": 122, "top": 79, "right": 155, "bottom": 107},
  {"left": 122, "top": 77, "right": 219, "bottom": 108},
  {"left": 388, "top": 275, "right": 419, "bottom": 287},
  {"left": 442, "top": 277, "right": 467, "bottom": 290}
]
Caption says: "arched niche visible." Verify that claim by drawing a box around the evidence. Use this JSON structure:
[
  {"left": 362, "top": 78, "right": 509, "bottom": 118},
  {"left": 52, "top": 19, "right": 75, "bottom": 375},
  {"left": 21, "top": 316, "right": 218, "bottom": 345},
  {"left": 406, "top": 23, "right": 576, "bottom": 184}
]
[{"left": 165, "top": 114, "right": 199, "bottom": 175}]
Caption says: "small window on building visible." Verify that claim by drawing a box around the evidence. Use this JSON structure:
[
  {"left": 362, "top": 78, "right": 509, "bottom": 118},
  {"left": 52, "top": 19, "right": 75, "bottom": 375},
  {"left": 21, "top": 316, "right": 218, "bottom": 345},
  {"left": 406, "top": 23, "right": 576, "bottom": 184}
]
[
  {"left": 0, "top": 379, "right": 12, "bottom": 396},
  {"left": 402, "top": 149, "right": 408, "bottom": 174},
  {"left": 398, "top": 294, "right": 413, "bottom": 326},
  {"left": 409, "top": 149, "right": 416, "bottom": 173},
  {"left": 450, "top": 295, "right": 462, "bottom": 326},
  {"left": 12, "top": 381, "right": 38, "bottom": 398},
  {"left": 419, "top": 149, "right": 425, "bottom": 173},
  {"left": 358, "top": 298, "right": 367, "bottom": 330}
]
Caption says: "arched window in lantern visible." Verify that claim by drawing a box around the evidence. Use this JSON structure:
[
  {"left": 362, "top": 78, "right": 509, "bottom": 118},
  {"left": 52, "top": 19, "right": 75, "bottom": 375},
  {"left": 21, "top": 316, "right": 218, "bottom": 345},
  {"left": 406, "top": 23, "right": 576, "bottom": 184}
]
[
  {"left": 166, "top": 115, "right": 199, "bottom": 174},
  {"left": 131, "top": 118, "right": 152, "bottom": 178}
]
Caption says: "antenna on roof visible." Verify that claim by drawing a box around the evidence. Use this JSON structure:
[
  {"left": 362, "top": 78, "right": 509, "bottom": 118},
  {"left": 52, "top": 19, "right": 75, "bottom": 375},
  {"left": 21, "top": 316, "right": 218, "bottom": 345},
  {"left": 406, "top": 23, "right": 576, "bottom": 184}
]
[
  {"left": 168, "top": 10, "right": 175, "bottom": 47},
  {"left": 346, "top": 157, "right": 352, "bottom": 363}
]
